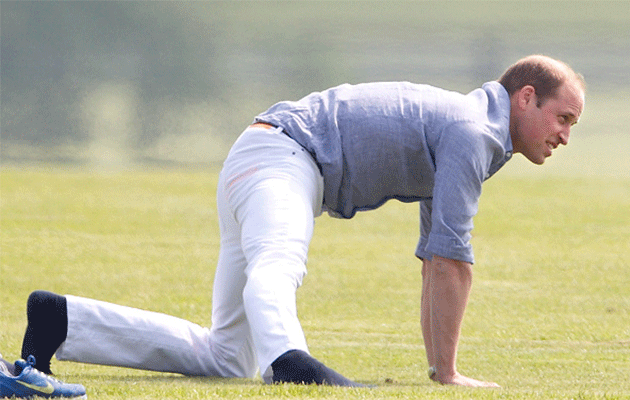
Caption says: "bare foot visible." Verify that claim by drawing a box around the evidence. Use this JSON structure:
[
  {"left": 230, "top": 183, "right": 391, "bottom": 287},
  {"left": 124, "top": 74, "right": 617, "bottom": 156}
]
[{"left": 430, "top": 370, "right": 500, "bottom": 388}]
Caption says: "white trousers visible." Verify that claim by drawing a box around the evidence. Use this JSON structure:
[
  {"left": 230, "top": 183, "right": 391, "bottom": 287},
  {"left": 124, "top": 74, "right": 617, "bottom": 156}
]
[{"left": 56, "top": 127, "right": 324, "bottom": 383}]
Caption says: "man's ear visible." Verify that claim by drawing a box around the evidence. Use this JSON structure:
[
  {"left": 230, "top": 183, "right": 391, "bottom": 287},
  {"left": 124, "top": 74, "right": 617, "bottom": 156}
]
[{"left": 517, "top": 85, "right": 536, "bottom": 109}]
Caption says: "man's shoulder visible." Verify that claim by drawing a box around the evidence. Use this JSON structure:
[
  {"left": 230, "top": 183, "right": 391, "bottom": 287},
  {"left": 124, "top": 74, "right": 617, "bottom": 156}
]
[{"left": 448, "top": 82, "right": 512, "bottom": 152}]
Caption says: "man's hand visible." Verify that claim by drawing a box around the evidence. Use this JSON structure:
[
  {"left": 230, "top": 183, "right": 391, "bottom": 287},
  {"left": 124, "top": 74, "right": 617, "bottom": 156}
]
[{"left": 429, "top": 367, "right": 500, "bottom": 387}]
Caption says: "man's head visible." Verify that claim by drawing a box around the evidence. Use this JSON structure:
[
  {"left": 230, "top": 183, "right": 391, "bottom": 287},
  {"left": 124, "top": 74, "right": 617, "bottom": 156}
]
[{"left": 500, "top": 55, "right": 586, "bottom": 165}]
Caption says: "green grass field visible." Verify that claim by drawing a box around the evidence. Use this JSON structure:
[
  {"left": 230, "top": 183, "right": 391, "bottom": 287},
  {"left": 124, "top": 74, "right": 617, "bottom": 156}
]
[
  {"left": 1, "top": 158, "right": 628, "bottom": 399},
  {"left": 1, "top": 92, "right": 629, "bottom": 399}
]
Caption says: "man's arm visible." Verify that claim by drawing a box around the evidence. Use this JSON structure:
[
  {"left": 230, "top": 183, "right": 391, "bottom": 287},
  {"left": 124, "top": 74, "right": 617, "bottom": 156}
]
[{"left": 421, "top": 255, "right": 499, "bottom": 387}]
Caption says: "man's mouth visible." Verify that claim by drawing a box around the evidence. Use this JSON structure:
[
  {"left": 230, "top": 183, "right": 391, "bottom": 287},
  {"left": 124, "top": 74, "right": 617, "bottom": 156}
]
[{"left": 545, "top": 142, "right": 555, "bottom": 156}]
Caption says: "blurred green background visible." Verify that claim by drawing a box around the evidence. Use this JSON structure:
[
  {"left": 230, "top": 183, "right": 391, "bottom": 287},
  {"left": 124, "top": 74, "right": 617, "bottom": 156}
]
[{"left": 1, "top": 1, "right": 629, "bottom": 169}]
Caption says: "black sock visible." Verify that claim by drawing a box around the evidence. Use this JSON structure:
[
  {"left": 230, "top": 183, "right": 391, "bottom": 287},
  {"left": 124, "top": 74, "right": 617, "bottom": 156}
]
[
  {"left": 21, "top": 291, "right": 68, "bottom": 374},
  {"left": 271, "top": 349, "right": 366, "bottom": 387}
]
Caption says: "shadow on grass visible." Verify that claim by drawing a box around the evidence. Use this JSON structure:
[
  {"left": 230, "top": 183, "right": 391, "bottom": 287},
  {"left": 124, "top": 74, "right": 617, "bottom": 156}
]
[
  {"left": 70, "top": 371, "right": 426, "bottom": 389},
  {"left": 73, "top": 372, "right": 258, "bottom": 386}
]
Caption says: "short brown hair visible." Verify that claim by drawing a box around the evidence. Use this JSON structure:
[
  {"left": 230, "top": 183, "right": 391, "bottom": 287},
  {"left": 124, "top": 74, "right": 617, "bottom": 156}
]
[{"left": 498, "top": 55, "right": 585, "bottom": 106}]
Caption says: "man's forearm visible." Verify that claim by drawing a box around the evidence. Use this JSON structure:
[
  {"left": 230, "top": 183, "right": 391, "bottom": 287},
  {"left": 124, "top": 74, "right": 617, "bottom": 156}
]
[{"left": 426, "top": 255, "right": 473, "bottom": 381}]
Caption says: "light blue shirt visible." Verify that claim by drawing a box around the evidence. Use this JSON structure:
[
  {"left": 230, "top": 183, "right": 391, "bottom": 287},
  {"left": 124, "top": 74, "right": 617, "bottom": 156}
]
[{"left": 255, "top": 81, "right": 512, "bottom": 263}]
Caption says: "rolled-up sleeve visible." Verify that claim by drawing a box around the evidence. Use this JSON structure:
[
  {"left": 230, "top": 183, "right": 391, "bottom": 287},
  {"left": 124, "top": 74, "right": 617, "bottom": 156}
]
[
  {"left": 415, "top": 200, "right": 433, "bottom": 261},
  {"left": 415, "top": 122, "right": 494, "bottom": 264}
]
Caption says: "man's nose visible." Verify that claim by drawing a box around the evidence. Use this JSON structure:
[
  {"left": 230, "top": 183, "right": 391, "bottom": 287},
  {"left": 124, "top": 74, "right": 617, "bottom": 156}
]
[{"left": 558, "top": 128, "right": 570, "bottom": 146}]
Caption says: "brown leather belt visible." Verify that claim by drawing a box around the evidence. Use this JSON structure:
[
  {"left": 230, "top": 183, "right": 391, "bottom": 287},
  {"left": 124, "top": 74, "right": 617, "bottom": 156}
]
[
  {"left": 248, "top": 122, "right": 322, "bottom": 173},
  {"left": 249, "top": 122, "right": 276, "bottom": 130}
]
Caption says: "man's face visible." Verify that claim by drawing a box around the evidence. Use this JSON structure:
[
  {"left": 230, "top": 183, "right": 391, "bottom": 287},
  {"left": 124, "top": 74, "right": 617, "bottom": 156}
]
[{"left": 512, "top": 81, "right": 585, "bottom": 165}]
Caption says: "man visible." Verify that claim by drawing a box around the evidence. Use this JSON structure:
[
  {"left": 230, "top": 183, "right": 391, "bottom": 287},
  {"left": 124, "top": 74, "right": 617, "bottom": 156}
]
[
  {"left": 0, "top": 352, "right": 87, "bottom": 398},
  {"left": 20, "top": 55, "right": 585, "bottom": 388}
]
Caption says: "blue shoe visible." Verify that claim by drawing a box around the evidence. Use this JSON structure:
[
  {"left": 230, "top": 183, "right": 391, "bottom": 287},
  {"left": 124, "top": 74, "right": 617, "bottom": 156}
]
[{"left": 0, "top": 356, "right": 86, "bottom": 399}]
